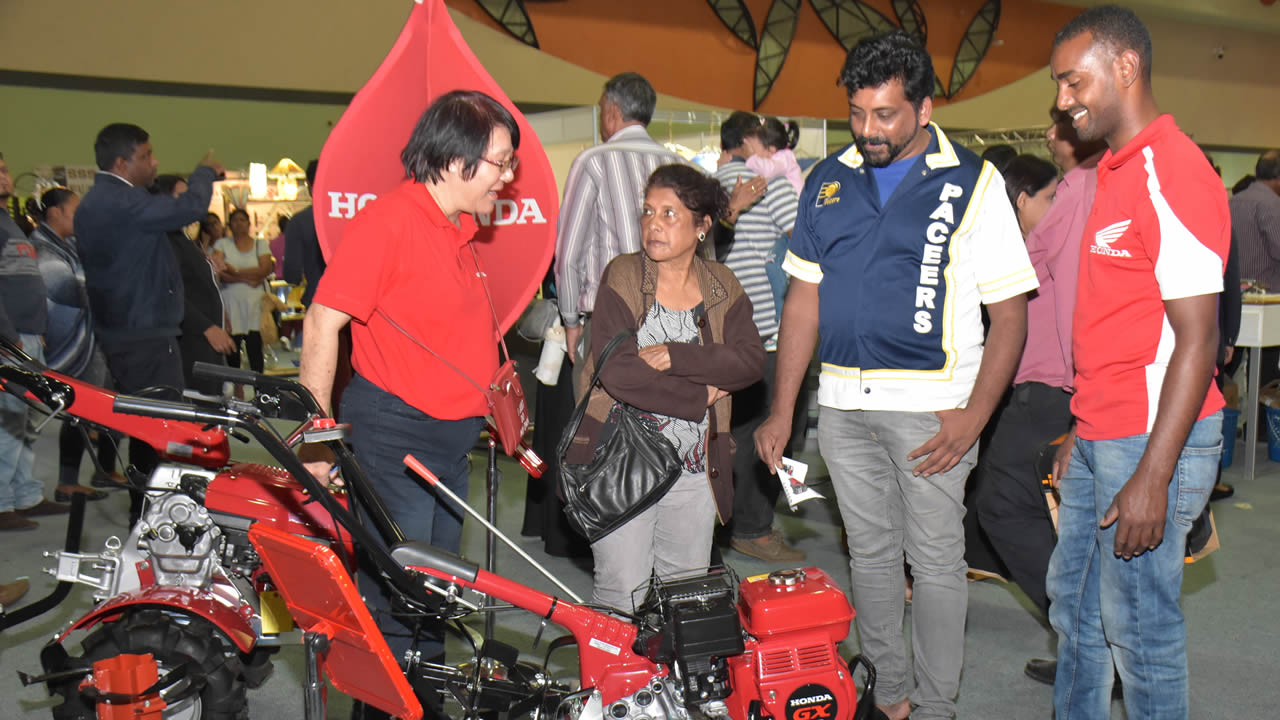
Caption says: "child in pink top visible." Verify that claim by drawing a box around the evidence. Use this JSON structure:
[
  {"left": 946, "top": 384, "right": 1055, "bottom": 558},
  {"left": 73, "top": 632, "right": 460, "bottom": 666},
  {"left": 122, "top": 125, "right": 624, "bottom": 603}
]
[{"left": 744, "top": 117, "right": 803, "bottom": 196}]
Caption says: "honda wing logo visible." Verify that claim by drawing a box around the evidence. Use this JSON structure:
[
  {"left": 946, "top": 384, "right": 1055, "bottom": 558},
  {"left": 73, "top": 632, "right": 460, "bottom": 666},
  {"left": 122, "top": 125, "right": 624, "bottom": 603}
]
[{"left": 1090, "top": 219, "right": 1133, "bottom": 258}]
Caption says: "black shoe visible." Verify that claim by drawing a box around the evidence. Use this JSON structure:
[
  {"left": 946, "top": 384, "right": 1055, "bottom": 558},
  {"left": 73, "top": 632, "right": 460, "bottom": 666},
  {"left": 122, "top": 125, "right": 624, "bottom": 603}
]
[
  {"left": 1025, "top": 657, "right": 1056, "bottom": 685},
  {"left": 1210, "top": 483, "right": 1235, "bottom": 502}
]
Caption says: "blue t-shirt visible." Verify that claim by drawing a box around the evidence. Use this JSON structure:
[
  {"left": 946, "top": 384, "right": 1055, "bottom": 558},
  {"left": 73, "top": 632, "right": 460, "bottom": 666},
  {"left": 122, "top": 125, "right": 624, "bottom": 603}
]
[{"left": 870, "top": 155, "right": 916, "bottom": 206}]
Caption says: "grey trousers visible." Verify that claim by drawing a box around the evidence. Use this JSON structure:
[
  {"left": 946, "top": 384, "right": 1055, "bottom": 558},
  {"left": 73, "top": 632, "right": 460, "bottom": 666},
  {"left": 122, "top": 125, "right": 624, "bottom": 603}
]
[
  {"left": 590, "top": 470, "right": 716, "bottom": 611},
  {"left": 819, "top": 407, "right": 977, "bottom": 720}
]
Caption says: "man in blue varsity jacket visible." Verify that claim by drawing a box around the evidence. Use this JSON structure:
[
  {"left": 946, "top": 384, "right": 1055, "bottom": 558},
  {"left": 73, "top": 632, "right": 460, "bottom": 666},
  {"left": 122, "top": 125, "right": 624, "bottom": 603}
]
[{"left": 755, "top": 32, "right": 1038, "bottom": 720}]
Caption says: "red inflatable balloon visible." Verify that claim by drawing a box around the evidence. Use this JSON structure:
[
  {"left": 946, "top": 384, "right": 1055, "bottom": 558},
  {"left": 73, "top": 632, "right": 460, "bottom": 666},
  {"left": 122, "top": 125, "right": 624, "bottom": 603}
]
[{"left": 315, "top": 0, "right": 558, "bottom": 333}]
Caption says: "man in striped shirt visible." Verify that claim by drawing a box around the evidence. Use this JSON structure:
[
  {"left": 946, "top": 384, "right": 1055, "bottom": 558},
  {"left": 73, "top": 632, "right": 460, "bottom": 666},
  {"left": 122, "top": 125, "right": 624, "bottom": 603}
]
[
  {"left": 554, "top": 72, "right": 684, "bottom": 364},
  {"left": 714, "top": 111, "right": 805, "bottom": 562}
]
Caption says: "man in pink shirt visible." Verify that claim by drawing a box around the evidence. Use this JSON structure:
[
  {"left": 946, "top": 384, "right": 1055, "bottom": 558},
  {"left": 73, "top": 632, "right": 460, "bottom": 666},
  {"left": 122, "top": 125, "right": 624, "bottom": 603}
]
[{"left": 974, "top": 105, "right": 1105, "bottom": 685}]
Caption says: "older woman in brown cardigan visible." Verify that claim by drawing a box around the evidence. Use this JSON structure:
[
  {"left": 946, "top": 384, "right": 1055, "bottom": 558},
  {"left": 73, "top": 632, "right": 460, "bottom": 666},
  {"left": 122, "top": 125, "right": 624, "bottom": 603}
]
[{"left": 566, "top": 164, "right": 765, "bottom": 610}]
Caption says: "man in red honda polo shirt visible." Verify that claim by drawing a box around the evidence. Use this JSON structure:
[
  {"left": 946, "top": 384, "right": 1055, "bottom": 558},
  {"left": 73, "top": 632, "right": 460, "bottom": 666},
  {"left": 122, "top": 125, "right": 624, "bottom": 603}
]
[{"left": 1044, "top": 7, "right": 1228, "bottom": 720}]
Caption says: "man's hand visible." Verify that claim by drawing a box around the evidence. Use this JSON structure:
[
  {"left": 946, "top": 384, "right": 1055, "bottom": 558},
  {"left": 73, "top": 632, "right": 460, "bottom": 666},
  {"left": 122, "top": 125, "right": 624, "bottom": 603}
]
[
  {"left": 203, "top": 325, "right": 236, "bottom": 354},
  {"left": 299, "top": 443, "right": 341, "bottom": 487},
  {"left": 907, "top": 408, "right": 985, "bottom": 477},
  {"left": 1101, "top": 468, "right": 1169, "bottom": 559},
  {"left": 1051, "top": 428, "right": 1076, "bottom": 489},
  {"left": 1225, "top": 346, "right": 1235, "bottom": 365},
  {"left": 565, "top": 324, "right": 583, "bottom": 365},
  {"left": 200, "top": 149, "right": 226, "bottom": 178},
  {"left": 753, "top": 413, "right": 793, "bottom": 474},
  {"left": 639, "top": 344, "right": 671, "bottom": 372}
]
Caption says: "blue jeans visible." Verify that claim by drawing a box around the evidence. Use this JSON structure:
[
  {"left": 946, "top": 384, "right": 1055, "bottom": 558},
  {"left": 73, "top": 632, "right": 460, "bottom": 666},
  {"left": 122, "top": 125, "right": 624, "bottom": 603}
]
[
  {"left": 0, "top": 334, "right": 46, "bottom": 513},
  {"left": 341, "top": 374, "right": 484, "bottom": 661},
  {"left": 1047, "top": 412, "right": 1221, "bottom": 720}
]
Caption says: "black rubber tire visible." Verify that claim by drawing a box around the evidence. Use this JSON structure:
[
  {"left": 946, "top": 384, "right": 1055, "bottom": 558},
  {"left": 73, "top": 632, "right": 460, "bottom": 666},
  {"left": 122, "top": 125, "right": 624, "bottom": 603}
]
[{"left": 49, "top": 608, "right": 248, "bottom": 720}]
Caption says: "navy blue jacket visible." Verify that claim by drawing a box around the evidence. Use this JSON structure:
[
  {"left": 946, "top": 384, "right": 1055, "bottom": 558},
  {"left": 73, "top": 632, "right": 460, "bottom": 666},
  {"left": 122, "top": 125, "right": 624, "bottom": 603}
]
[{"left": 74, "top": 168, "right": 215, "bottom": 346}]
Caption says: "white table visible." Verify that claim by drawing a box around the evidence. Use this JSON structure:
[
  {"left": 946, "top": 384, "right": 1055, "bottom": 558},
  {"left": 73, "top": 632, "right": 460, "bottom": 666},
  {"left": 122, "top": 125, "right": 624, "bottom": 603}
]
[{"left": 1234, "top": 301, "right": 1280, "bottom": 483}]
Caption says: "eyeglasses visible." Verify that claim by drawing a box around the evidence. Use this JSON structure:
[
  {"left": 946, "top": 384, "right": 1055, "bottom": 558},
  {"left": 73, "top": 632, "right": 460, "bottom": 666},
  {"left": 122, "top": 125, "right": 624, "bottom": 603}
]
[
  {"left": 481, "top": 155, "right": 519, "bottom": 174},
  {"left": 640, "top": 207, "right": 683, "bottom": 225}
]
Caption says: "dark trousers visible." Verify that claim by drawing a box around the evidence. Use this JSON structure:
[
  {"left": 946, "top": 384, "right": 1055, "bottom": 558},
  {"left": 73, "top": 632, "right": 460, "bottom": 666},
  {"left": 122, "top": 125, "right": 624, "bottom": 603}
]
[
  {"left": 229, "top": 331, "right": 264, "bottom": 374},
  {"left": 342, "top": 374, "right": 484, "bottom": 662},
  {"left": 179, "top": 329, "right": 227, "bottom": 395},
  {"left": 101, "top": 337, "right": 186, "bottom": 525},
  {"left": 730, "top": 352, "right": 808, "bottom": 539},
  {"left": 974, "top": 382, "right": 1073, "bottom": 615},
  {"left": 58, "top": 422, "right": 119, "bottom": 486}
]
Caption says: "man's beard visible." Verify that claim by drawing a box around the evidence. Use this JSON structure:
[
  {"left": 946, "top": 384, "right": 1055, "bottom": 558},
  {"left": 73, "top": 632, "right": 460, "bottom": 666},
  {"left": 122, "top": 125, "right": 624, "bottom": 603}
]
[{"left": 854, "top": 128, "right": 917, "bottom": 168}]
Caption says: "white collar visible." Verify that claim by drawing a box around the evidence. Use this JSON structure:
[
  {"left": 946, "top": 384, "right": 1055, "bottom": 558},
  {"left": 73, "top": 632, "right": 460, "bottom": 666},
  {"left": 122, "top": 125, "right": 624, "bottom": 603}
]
[{"left": 97, "top": 170, "right": 134, "bottom": 187}]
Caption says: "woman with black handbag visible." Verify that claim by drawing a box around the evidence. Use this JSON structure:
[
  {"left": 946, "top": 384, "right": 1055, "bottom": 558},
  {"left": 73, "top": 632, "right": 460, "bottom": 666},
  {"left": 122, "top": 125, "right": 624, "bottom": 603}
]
[{"left": 562, "top": 164, "right": 765, "bottom": 610}]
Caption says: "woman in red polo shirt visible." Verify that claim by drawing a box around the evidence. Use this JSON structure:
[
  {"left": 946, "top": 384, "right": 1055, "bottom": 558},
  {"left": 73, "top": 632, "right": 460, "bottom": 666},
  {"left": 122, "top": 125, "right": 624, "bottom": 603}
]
[{"left": 299, "top": 90, "right": 519, "bottom": 664}]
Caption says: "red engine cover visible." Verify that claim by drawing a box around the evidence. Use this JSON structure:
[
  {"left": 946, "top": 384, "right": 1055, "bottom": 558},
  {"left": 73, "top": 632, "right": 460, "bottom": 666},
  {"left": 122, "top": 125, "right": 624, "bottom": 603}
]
[
  {"left": 738, "top": 568, "right": 853, "bottom": 644},
  {"left": 205, "top": 463, "right": 353, "bottom": 557},
  {"left": 727, "top": 569, "right": 859, "bottom": 720}
]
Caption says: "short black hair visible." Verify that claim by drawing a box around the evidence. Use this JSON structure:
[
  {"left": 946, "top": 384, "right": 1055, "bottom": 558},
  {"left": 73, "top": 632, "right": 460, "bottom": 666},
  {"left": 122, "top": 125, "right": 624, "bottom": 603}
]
[
  {"left": 1054, "top": 5, "right": 1153, "bottom": 83},
  {"left": 94, "top": 123, "right": 149, "bottom": 171},
  {"left": 645, "top": 164, "right": 730, "bottom": 227},
  {"left": 720, "top": 111, "right": 758, "bottom": 152},
  {"left": 749, "top": 117, "right": 800, "bottom": 151},
  {"left": 305, "top": 159, "right": 318, "bottom": 187},
  {"left": 839, "top": 30, "right": 935, "bottom": 109},
  {"left": 981, "top": 145, "right": 1018, "bottom": 174},
  {"left": 1257, "top": 151, "right": 1280, "bottom": 181},
  {"left": 603, "top": 72, "right": 657, "bottom": 126},
  {"left": 401, "top": 90, "right": 520, "bottom": 184},
  {"left": 36, "top": 185, "right": 76, "bottom": 217},
  {"left": 1002, "top": 154, "right": 1059, "bottom": 212},
  {"left": 149, "top": 174, "right": 186, "bottom": 196},
  {"left": 228, "top": 207, "right": 250, "bottom": 224}
]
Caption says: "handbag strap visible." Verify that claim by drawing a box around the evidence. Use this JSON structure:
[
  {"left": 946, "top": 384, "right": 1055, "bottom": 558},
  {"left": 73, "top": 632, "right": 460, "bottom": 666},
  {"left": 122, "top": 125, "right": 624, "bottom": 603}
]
[
  {"left": 371, "top": 243, "right": 509, "bottom": 398},
  {"left": 375, "top": 309, "right": 489, "bottom": 398},
  {"left": 468, "top": 244, "right": 511, "bottom": 365},
  {"left": 557, "top": 330, "right": 635, "bottom": 460}
]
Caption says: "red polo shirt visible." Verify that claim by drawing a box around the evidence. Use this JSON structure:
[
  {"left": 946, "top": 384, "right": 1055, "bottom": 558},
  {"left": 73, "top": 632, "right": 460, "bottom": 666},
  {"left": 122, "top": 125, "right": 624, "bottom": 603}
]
[
  {"left": 1071, "top": 115, "right": 1228, "bottom": 441},
  {"left": 314, "top": 180, "right": 496, "bottom": 420}
]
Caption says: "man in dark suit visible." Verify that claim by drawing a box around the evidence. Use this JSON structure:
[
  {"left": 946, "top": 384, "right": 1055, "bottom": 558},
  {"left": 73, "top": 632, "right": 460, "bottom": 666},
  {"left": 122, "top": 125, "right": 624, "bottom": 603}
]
[{"left": 75, "top": 124, "right": 221, "bottom": 523}]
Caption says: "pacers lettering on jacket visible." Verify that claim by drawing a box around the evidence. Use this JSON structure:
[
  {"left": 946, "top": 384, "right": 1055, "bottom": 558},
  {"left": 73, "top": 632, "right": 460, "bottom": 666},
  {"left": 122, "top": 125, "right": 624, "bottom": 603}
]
[{"left": 912, "top": 182, "right": 964, "bottom": 334}]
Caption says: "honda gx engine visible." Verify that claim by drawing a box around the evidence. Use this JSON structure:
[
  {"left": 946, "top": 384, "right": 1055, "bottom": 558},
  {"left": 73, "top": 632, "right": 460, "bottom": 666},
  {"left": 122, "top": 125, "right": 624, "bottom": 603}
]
[{"left": 627, "top": 567, "right": 873, "bottom": 720}]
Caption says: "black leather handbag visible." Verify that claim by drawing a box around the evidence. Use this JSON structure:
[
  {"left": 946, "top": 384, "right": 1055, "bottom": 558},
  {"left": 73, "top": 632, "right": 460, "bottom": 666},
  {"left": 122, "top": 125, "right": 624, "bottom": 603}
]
[{"left": 557, "top": 330, "right": 683, "bottom": 542}]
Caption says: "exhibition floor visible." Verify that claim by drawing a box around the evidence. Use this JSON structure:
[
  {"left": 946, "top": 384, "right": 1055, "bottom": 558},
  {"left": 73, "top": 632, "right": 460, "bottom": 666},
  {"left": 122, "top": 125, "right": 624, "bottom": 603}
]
[{"left": 2, "top": 414, "right": 1278, "bottom": 718}]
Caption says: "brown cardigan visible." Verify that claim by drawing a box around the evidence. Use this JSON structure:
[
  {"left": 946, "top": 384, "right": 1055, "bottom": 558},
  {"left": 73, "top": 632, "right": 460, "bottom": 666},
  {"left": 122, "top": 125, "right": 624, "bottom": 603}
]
[{"left": 566, "top": 252, "right": 765, "bottom": 522}]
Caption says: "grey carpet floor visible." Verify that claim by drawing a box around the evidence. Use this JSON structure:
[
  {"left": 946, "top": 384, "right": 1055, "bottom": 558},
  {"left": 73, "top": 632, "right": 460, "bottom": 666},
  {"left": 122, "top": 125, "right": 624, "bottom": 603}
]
[{"left": 2, "top": 417, "right": 1276, "bottom": 719}]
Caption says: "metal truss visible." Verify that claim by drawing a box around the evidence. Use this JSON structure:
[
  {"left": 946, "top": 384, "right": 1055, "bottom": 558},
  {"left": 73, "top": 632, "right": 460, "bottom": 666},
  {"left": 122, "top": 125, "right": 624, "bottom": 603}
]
[
  {"left": 473, "top": 0, "right": 539, "bottom": 48},
  {"left": 706, "top": 0, "right": 758, "bottom": 49},
  {"left": 946, "top": 0, "right": 1000, "bottom": 98},
  {"left": 891, "top": 0, "right": 927, "bottom": 45},
  {"left": 754, "top": 0, "right": 802, "bottom": 109},
  {"left": 809, "top": 0, "right": 897, "bottom": 51}
]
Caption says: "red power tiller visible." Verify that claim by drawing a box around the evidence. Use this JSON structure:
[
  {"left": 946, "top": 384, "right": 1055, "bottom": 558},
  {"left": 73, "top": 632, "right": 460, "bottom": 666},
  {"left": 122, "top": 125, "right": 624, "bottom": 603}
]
[{"left": 1, "top": 338, "right": 878, "bottom": 720}]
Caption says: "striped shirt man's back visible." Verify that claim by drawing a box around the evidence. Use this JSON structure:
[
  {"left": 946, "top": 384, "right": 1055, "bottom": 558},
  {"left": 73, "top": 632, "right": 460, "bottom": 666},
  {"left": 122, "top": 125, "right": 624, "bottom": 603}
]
[
  {"left": 554, "top": 125, "right": 684, "bottom": 325},
  {"left": 713, "top": 160, "right": 799, "bottom": 339},
  {"left": 1231, "top": 181, "right": 1280, "bottom": 290}
]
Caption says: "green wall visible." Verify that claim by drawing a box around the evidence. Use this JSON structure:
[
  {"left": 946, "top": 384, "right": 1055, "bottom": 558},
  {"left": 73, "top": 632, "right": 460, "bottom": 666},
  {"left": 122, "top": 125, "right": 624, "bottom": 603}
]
[{"left": 0, "top": 84, "right": 347, "bottom": 186}]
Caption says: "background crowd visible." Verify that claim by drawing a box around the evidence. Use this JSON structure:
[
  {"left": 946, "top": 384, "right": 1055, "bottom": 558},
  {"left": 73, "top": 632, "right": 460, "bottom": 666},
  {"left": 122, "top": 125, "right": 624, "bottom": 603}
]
[{"left": 2, "top": 4, "right": 1278, "bottom": 720}]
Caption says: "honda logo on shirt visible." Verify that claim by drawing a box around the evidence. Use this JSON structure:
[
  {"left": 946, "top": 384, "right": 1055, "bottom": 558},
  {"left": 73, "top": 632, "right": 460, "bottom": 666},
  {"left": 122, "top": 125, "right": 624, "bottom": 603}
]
[{"left": 1090, "top": 219, "right": 1133, "bottom": 257}]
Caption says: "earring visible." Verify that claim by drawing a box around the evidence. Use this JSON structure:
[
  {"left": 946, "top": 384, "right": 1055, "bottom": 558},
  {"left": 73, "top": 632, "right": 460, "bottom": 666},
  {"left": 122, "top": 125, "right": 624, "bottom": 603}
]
[{"left": 698, "top": 232, "right": 707, "bottom": 243}]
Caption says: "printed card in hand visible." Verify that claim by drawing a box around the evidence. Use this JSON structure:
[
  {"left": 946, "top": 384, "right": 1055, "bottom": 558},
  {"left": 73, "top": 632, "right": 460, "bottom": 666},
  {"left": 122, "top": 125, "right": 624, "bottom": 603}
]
[{"left": 778, "top": 457, "right": 824, "bottom": 510}]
